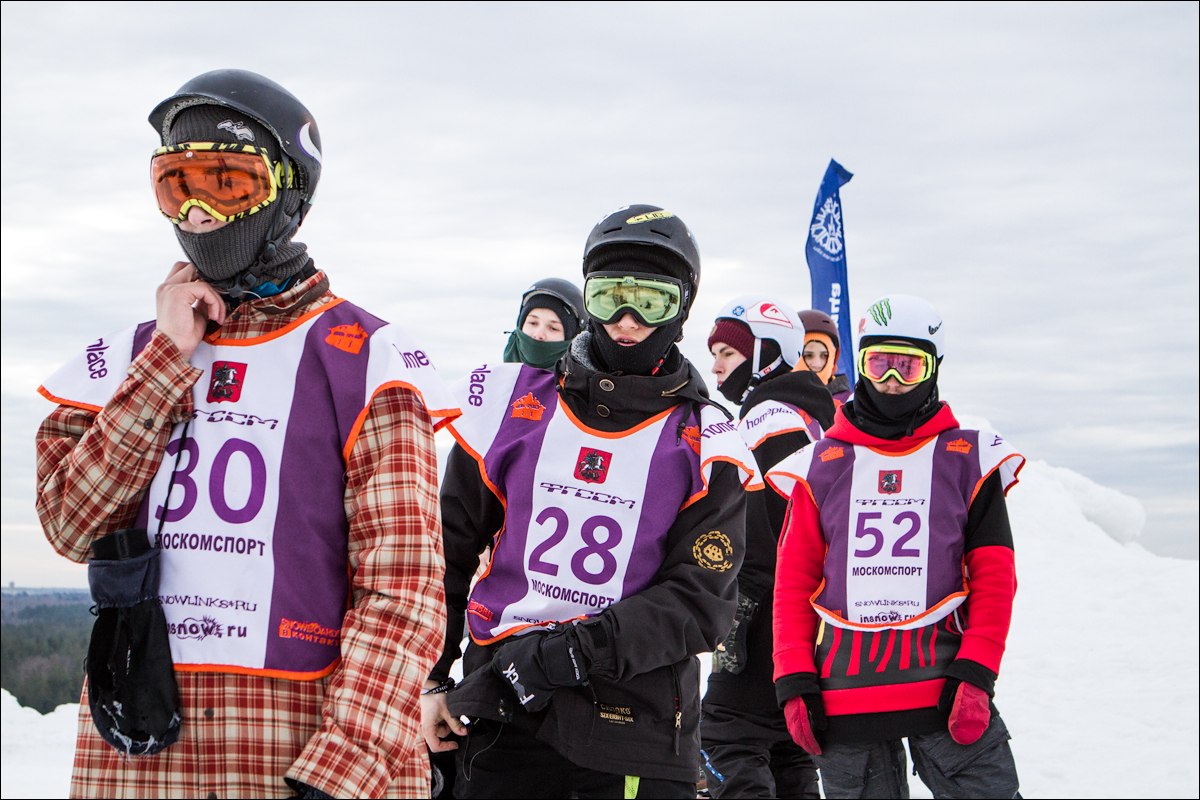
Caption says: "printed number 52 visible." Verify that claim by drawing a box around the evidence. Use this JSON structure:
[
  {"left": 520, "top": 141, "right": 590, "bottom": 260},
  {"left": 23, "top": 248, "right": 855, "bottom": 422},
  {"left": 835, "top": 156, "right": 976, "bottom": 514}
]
[{"left": 853, "top": 511, "right": 921, "bottom": 558}]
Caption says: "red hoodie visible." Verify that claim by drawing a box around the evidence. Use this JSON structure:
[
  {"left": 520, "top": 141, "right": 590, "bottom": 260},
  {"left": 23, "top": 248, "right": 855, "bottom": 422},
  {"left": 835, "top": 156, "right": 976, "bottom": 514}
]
[{"left": 772, "top": 402, "right": 1023, "bottom": 743}]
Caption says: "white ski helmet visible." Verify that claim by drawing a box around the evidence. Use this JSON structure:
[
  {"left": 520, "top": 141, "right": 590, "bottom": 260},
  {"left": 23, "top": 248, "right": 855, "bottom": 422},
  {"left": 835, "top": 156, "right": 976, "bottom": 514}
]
[
  {"left": 712, "top": 294, "right": 807, "bottom": 370},
  {"left": 857, "top": 294, "right": 946, "bottom": 359}
]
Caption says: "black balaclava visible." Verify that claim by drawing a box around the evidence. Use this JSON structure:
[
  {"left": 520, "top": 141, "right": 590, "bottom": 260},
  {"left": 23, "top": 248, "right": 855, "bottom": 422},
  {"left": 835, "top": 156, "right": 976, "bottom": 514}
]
[
  {"left": 708, "top": 317, "right": 753, "bottom": 404},
  {"left": 583, "top": 244, "right": 691, "bottom": 376},
  {"left": 167, "top": 105, "right": 311, "bottom": 299},
  {"left": 845, "top": 337, "right": 942, "bottom": 439},
  {"left": 715, "top": 339, "right": 784, "bottom": 405},
  {"left": 707, "top": 316, "right": 787, "bottom": 405}
]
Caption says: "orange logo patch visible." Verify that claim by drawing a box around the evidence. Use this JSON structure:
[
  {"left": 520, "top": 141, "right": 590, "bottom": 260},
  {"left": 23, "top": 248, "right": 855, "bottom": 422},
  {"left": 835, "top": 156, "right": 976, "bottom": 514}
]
[
  {"left": 820, "top": 446, "right": 845, "bottom": 462},
  {"left": 277, "top": 617, "right": 340, "bottom": 647},
  {"left": 325, "top": 322, "right": 368, "bottom": 354},
  {"left": 511, "top": 392, "right": 545, "bottom": 421},
  {"left": 681, "top": 425, "right": 701, "bottom": 455},
  {"left": 946, "top": 438, "right": 973, "bottom": 454}
]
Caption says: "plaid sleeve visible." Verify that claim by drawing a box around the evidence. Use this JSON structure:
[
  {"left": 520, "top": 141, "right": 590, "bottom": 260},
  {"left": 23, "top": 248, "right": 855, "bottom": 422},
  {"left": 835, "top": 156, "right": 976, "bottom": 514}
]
[
  {"left": 35, "top": 329, "right": 201, "bottom": 563},
  {"left": 286, "top": 385, "right": 447, "bottom": 798}
]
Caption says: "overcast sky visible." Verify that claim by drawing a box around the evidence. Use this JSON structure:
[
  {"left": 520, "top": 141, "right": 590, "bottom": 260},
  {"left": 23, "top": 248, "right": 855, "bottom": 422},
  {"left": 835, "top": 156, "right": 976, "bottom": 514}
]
[
  {"left": 5, "top": 455, "right": 1198, "bottom": 798},
  {"left": 2, "top": 2, "right": 1197, "bottom": 586}
]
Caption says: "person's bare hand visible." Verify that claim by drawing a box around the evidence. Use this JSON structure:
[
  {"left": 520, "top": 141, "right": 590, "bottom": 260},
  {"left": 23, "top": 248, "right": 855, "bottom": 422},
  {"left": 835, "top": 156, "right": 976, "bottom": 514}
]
[
  {"left": 156, "top": 262, "right": 224, "bottom": 360},
  {"left": 420, "top": 691, "right": 468, "bottom": 752}
]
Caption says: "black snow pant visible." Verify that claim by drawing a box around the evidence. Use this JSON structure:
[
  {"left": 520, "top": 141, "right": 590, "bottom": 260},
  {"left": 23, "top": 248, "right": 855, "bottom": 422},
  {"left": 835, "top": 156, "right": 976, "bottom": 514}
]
[
  {"left": 701, "top": 593, "right": 819, "bottom": 799},
  {"left": 453, "top": 715, "right": 696, "bottom": 799},
  {"left": 702, "top": 738, "right": 821, "bottom": 799},
  {"left": 813, "top": 713, "right": 1021, "bottom": 799}
]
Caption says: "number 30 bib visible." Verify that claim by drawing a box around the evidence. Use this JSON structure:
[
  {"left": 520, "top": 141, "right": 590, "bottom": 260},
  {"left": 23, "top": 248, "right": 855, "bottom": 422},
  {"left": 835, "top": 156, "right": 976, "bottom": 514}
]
[{"left": 40, "top": 301, "right": 459, "bottom": 677}]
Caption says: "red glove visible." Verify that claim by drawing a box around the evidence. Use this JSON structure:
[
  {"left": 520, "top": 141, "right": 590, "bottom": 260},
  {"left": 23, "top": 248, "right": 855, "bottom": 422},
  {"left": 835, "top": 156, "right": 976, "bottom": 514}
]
[
  {"left": 947, "top": 680, "right": 991, "bottom": 745},
  {"left": 783, "top": 695, "right": 824, "bottom": 755}
]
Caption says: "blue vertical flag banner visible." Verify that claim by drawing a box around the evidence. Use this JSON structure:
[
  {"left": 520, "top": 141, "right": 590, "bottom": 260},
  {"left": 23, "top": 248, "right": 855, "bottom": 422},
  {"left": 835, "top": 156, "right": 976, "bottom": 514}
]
[{"left": 805, "top": 159, "right": 856, "bottom": 385}]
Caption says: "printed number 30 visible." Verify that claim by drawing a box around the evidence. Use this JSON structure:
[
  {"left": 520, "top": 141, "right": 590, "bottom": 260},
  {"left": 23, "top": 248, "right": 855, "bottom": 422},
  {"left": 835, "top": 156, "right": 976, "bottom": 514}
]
[
  {"left": 155, "top": 436, "right": 267, "bottom": 525},
  {"left": 853, "top": 511, "right": 921, "bottom": 558}
]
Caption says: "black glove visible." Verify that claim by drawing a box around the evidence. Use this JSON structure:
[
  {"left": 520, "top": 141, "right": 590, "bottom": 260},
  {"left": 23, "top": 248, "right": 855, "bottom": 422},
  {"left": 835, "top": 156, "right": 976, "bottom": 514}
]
[
  {"left": 491, "top": 625, "right": 589, "bottom": 713},
  {"left": 713, "top": 592, "right": 759, "bottom": 674},
  {"left": 86, "top": 528, "right": 181, "bottom": 756},
  {"left": 445, "top": 663, "right": 516, "bottom": 723},
  {"left": 286, "top": 778, "right": 336, "bottom": 798}
]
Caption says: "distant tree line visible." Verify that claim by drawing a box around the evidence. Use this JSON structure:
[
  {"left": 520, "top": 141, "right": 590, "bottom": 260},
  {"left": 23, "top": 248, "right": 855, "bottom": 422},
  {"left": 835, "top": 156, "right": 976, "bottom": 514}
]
[{"left": 1, "top": 598, "right": 92, "bottom": 713}]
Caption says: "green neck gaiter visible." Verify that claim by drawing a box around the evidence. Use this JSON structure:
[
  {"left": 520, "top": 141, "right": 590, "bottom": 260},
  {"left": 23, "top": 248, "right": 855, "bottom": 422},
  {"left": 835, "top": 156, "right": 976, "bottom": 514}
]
[{"left": 503, "top": 329, "right": 571, "bottom": 370}]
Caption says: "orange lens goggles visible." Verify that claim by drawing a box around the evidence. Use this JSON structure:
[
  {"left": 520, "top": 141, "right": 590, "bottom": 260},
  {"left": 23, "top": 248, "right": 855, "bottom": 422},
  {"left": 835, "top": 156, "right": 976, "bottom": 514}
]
[
  {"left": 857, "top": 344, "right": 935, "bottom": 385},
  {"left": 151, "top": 143, "right": 284, "bottom": 223}
]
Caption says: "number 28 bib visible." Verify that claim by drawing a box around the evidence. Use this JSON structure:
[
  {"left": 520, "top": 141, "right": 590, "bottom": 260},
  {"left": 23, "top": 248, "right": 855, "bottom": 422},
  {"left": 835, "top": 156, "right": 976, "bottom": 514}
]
[{"left": 449, "top": 362, "right": 756, "bottom": 644}]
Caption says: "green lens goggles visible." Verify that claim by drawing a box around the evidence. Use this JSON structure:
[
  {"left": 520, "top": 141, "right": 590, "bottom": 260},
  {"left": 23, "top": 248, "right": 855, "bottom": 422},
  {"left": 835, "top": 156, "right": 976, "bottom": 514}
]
[{"left": 584, "top": 272, "right": 684, "bottom": 327}]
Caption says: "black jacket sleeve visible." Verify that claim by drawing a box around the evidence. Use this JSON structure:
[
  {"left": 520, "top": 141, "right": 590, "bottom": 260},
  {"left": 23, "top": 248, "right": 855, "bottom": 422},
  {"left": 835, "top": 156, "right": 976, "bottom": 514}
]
[
  {"left": 574, "top": 460, "right": 747, "bottom": 681},
  {"left": 735, "top": 428, "right": 811, "bottom": 602},
  {"left": 965, "top": 470, "right": 1015, "bottom": 551},
  {"left": 430, "top": 442, "right": 505, "bottom": 682}
]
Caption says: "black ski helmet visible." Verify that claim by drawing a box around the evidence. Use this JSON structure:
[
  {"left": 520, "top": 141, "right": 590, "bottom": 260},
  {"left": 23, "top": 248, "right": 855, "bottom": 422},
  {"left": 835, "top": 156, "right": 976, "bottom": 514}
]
[
  {"left": 518, "top": 277, "right": 585, "bottom": 330},
  {"left": 582, "top": 204, "right": 701, "bottom": 320},
  {"left": 148, "top": 69, "right": 323, "bottom": 209}
]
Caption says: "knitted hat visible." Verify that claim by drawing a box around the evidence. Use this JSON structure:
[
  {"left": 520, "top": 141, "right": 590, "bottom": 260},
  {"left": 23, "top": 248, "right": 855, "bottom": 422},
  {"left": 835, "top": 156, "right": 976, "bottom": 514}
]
[
  {"left": 585, "top": 244, "right": 691, "bottom": 288},
  {"left": 520, "top": 294, "right": 579, "bottom": 340},
  {"left": 167, "top": 104, "right": 280, "bottom": 162},
  {"left": 707, "top": 318, "right": 755, "bottom": 360},
  {"left": 583, "top": 244, "right": 692, "bottom": 375}
]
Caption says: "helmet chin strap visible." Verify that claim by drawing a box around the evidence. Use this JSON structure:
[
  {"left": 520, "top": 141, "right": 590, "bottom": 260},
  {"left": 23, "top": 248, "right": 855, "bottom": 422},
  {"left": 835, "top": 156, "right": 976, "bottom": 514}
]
[
  {"left": 210, "top": 201, "right": 303, "bottom": 301},
  {"left": 739, "top": 339, "right": 785, "bottom": 403}
]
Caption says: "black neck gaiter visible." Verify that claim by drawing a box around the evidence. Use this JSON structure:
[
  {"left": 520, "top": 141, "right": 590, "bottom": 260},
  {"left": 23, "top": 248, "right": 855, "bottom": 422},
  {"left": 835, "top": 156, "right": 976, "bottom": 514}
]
[
  {"left": 586, "top": 319, "right": 684, "bottom": 376},
  {"left": 845, "top": 376, "right": 941, "bottom": 439},
  {"left": 717, "top": 359, "right": 753, "bottom": 405}
]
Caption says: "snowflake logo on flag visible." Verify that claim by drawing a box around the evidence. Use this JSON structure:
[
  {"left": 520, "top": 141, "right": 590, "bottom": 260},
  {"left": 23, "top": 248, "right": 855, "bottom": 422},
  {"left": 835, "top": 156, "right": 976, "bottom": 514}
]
[{"left": 810, "top": 197, "right": 844, "bottom": 257}]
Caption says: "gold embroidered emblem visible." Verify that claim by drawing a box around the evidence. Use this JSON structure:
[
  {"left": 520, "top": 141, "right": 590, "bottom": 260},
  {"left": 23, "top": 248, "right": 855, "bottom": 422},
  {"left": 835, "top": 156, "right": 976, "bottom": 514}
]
[
  {"left": 598, "top": 703, "right": 635, "bottom": 725},
  {"left": 693, "top": 530, "right": 734, "bottom": 572}
]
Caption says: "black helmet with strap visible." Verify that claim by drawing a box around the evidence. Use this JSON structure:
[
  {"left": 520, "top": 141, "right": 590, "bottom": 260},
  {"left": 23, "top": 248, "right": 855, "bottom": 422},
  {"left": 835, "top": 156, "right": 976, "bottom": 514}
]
[
  {"left": 582, "top": 204, "right": 701, "bottom": 323},
  {"left": 519, "top": 277, "right": 585, "bottom": 331},
  {"left": 149, "top": 70, "right": 323, "bottom": 300},
  {"left": 149, "top": 69, "right": 323, "bottom": 213}
]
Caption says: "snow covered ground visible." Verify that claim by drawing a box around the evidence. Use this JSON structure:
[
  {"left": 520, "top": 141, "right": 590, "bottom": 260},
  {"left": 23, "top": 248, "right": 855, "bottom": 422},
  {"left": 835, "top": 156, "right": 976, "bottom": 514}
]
[{"left": 3, "top": 429, "right": 1197, "bottom": 798}]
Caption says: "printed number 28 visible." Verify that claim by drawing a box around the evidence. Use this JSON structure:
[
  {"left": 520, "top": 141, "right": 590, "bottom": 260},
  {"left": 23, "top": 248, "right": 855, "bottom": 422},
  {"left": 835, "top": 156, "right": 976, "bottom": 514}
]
[
  {"left": 853, "top": 511, "right": 921, "bottom": 558},
  {"left": 528, "top": 506, "right": 623, "bottom": 585}
]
